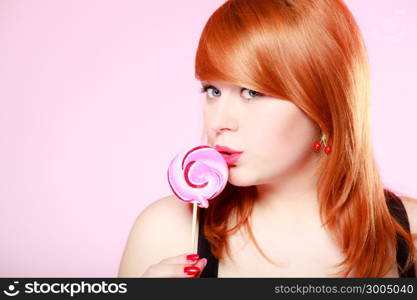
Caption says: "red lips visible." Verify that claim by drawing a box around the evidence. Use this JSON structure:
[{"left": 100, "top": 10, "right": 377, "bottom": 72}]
[
  {"left": 221, "top": 153, "right": 243, "bottom": 165},
  {"left": 214, "top": 145, "right": 243, "bottom": 155},
  {"left": 214, "top": 145, "right": 243, "bottom": 166}
]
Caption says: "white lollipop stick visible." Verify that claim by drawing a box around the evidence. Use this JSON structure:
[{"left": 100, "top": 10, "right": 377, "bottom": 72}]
[
  {"left": 190, "top": 194, "right": 206, "bottom": 253},
  {"left": 190, "top": 201, "right": 198, "bottom": 253}
]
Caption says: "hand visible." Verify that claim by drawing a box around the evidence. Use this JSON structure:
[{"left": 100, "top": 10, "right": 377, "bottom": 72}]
[{"left": 141, "top": 253, "right": 207, "bottom": 278}]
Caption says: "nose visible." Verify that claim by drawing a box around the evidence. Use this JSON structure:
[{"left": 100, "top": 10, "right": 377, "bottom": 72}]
[{"left": 206, "top": 94, "right": 239, "bottom": 136}]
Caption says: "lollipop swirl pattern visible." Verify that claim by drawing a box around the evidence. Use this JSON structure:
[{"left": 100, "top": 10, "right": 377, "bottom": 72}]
[{"left": 167, "top": 145, "right": 229, "bottom": 208}]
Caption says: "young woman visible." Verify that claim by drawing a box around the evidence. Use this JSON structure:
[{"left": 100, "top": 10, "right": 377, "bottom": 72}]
[{"left": 118, "top": 0, "right": 417, "bottom": 278}]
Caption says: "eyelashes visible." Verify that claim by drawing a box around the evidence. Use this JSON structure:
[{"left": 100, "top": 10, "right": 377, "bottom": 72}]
[
  {"left": 200, "top": 84, "right": 264, "bottom": 99},
  {"left": 200, "top": 84, "right": 216, "bottom": 94}
]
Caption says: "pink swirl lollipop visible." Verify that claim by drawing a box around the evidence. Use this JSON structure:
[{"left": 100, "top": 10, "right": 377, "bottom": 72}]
[
  {"left": 167, "top": 145, "right": 229, "bottom": 208},
  {"left": 167, "top": 145, "right": 229, "bottom": 254}
]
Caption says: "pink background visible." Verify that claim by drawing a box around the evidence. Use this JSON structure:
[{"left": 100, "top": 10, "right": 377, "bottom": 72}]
[{"left": 0, "top": 0, "right": 416, "bottom": 277}]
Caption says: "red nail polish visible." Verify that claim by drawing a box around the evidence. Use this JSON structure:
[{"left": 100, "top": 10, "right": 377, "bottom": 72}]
[
  {"left": 184, "top": 266, "right": 200, "bottom": 275},
  {"left": 186, "top": 254, "right": 199, "bottom": 262}
]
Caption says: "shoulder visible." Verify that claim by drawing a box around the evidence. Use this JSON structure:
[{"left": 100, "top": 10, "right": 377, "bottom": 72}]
[
  {"left": 398, "top": 195, "right": 417, "bottom": 277},
  {"left": 117, "top": 195, "right": 195, "bottom": 277},
  {"left": 137, "top": 195, "right": 194, "bottom": 227}
]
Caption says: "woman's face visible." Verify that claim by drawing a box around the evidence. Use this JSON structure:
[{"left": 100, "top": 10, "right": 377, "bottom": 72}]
[{"left": 202, "top": 80, "right": 321, "bottom": 187}]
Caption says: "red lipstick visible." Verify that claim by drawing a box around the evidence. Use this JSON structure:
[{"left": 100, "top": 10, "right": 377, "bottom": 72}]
[{"left": 214, "top": 145, "right": 243, "bottom": 166}]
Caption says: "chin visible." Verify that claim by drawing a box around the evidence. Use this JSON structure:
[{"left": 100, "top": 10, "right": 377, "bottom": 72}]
[{"left": 227, "top": 168, "right": 257, "bottom": 187}]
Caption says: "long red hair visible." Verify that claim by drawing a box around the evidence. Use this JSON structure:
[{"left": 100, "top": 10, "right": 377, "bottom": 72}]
[{"left": 194, "top": 0, "right": 415, "bottom": 277}]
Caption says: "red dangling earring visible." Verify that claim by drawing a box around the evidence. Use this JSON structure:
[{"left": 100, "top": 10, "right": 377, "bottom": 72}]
[
  {"left": 313, "top": 133, "right": 331, "bottom": 154},
  {"left": 313, "top": 141, "right": 321, "bottom": 151}
]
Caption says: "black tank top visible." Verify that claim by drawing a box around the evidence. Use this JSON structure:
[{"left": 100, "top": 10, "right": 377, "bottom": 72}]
[{"left": 197, "top": 190, "right": 416, "bottom": 277}]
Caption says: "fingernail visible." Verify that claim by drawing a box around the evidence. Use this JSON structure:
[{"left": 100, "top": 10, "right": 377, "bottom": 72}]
[
  {"left": 202, "top": 258, "right": 207, "bottom": 267},
  {"left": 184, "top": 266, "right": 200, "bottom": 275},
  {"left": 186, "top": 254, "right": 199, "bottom": 263}
]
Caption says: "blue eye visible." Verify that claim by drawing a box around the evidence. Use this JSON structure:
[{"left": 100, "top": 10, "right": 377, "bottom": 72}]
[
  {"left": 241, "top": 88, "right": 262, "bottom": 100},
  {"left": 200, "top": 84, "right": 263, "bottom": 100},
  {"left": 200, "top": 85, "right": 221, "bottom": 98}
]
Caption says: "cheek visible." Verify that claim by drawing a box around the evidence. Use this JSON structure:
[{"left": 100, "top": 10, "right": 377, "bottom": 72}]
[
  {"left": 202, "top": 109, "right": 211, "bottom": 140},
  {"left": 248, "top": 107, "right": 316, "bottom": 167},
  {"left": 284, "top": 109, "right": 318, "bottom": 152},
  {"left": 246, "top": 109, "right": 293, "bottom": 154}
]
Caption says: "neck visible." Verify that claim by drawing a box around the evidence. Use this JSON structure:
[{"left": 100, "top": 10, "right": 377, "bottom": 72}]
[{"left": 253, "top": 152, "right": 321, "bottom": 222}]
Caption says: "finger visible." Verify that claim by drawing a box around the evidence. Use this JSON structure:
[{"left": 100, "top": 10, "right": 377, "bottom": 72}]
[
  {"left": 143, "top": 263, "right": 200, "bottom": 278},
  {"left": 160, "top": 253, "right": 200, "bottom": 265},
  {"left": 192, "top": 258, "right": 208, "bottom": 278},
  {"left": 164, "top": 263, "right": 202, "bottom": 278}
]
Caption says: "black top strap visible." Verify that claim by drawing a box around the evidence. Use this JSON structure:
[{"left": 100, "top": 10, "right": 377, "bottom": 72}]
[
  {"left": 385, "top": 190, "right": 416, "bottom": 277},
  {"left": 197, "top": 191, "right": 415, "bottom": 277},
  {"left": 197, "top": 209, "right": 219, "bottom": 278}
]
